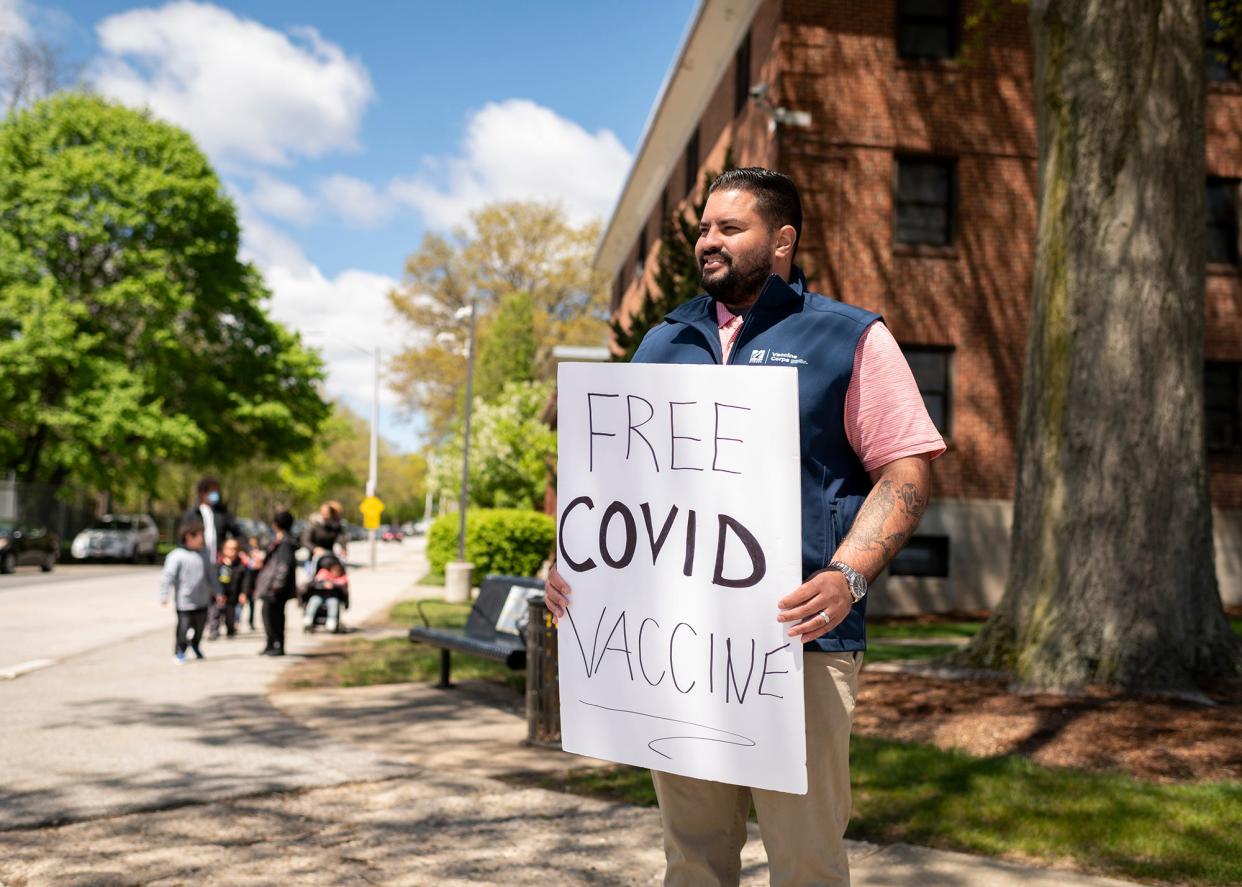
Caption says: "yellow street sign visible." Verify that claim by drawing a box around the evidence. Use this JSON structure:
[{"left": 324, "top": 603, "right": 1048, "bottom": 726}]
[{"left": 359, "top": 495, "right": 385, "bottom": 530}]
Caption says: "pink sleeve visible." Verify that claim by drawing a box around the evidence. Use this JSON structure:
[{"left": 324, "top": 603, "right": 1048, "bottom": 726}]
[{"left": 844, "top": 323, "right": 947, "bottom": 472}]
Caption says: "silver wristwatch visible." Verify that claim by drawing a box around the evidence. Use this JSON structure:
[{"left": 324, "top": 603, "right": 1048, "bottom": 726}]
[{"left": 827, "top": 561, "right": 868, "bottom": 603}]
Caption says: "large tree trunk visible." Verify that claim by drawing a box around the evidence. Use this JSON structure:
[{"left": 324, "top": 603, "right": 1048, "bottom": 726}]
[{"left": 962, "top": 0, "right": 1240, "bottom": 692}]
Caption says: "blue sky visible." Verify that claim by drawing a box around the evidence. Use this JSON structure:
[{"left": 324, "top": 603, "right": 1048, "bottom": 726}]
[{"left": 6, "top": 0, "right": 696, "bottom": 450}]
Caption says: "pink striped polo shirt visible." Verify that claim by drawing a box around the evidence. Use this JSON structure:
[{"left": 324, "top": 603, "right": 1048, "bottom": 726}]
[{"left": 717, "top": 302, "right": 946, "bottom": 471}]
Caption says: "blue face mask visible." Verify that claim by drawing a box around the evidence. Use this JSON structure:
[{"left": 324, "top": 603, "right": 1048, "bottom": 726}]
[{"left": 207, "top": 491, "right": 221, "bottom": 505}]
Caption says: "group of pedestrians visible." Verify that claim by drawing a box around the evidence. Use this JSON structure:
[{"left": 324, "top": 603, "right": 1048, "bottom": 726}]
[{"left": 157, "top": 478, "right": 352, "bottom": 663}]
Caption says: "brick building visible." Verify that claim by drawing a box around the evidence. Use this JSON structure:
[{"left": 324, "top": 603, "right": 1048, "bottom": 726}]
[{"left": 595, "top": 0, "right": 1242, "bottom": 611}]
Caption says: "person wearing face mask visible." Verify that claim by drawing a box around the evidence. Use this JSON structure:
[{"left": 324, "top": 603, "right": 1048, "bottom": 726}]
[{"left": 181, "top": 476, "right": 243, "bottom": 564}]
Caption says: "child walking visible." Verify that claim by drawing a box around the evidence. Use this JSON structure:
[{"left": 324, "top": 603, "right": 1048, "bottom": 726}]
[{"left": 159, "top": 517, "right": 221, "bottom": 663}]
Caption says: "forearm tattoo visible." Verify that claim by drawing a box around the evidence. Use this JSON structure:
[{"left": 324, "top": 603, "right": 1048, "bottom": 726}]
[{"left": 839, "top": 480, "right": 927, "bottom": 567}]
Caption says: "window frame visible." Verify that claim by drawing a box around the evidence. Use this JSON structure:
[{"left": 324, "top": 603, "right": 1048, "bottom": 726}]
[
  {"left": 889, "top": 534, "right": 951, "bottom": 578},
  {"left": 734, "top": 28, "right": 753, "bottom": 117},
  {"left": 1207, "top": 177, "right": 1240, "bottom": 267},
  {"left": 685, "top": 127, "right": 701, "bottom": 199},
  {"left": 894, "top": 155, "right": 957, "bottom": 249},
  {"left": 1205, "top": 360, "right": 1242, "bottom": 455},
  {"left": 900, "top": 343, "right": 954, "bottom": 440},
  {"left": 895, "top": 0, "right": 959, "bottom": 62},
  {"left": 1207, "top": 13, "right": 1240, "bottom": 83}
]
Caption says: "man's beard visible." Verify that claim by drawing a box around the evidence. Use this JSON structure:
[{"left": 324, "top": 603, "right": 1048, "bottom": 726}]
[{"left": 698, "top": 248, "right": 773, "bottom": 307}]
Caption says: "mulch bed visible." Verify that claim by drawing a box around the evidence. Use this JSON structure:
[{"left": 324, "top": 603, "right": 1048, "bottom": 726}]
[{"left": 854, "top": 668, "right": 1242, "bottom": 783}]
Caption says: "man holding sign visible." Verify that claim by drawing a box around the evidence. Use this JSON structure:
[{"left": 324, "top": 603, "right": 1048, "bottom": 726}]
[{"left": 547, "top": 168, "right": 944, "bottom": 886}]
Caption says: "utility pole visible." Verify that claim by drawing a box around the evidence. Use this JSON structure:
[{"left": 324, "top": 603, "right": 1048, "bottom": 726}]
[
  {"left": 445, "top": 301, "right": 478, "bottom": 603},
  {"left": 367, "top": 346, "right": 380, "bottom": 569}
]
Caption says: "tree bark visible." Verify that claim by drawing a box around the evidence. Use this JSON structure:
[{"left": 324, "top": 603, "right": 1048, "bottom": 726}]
[{"left": 961, "top": 0, "right": 1240, "bottom": 692}]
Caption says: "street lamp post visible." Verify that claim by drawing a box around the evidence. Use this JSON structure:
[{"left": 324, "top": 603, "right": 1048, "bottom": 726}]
[
  {"left": 445, "top": 301, "right": 478, "bottom": 603},
  {"left": 367, "top": 346, "right": 380, "bottom": 570}
]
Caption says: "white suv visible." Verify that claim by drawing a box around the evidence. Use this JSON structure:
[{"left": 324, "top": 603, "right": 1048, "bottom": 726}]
[{"left": 71, "top": 514, "right": 160, "bottom": 563}]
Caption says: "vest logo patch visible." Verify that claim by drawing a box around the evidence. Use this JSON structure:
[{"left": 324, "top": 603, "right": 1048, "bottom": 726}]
[
  {"left": 748, "top": 349, "right": 767, "bottom": 364},
  {"left": 769, "top": 351, "right": 808, "bottom": 366}
]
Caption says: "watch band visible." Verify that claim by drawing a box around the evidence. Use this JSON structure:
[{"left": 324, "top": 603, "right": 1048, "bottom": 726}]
[{"left": 827, "top": 560, "right": 868, "bottom": 603}]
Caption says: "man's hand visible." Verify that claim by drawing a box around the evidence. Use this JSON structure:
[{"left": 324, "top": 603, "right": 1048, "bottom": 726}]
[
  {"left": 777, "top": 569, "right": 854, "bottom": 642},
  {"left": 545, "top": 561, "right": 571, "bottom": 621}
]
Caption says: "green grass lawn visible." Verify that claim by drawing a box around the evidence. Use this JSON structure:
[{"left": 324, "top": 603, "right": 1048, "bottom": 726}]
[
  {"left": 863, "top": 643, "right": 962, "bottom": 663},
  {"left": 285, "top": 598, "right": 523, "bottom": 692},
  {"left": 524, "top": 740, "right": 1242, "bottom": 887},
  {"left": 867, "top": 621, "right": 982, "bottom": 640},
  {"left": 308, "top": 636, "right": 523, "bottom": 692}
]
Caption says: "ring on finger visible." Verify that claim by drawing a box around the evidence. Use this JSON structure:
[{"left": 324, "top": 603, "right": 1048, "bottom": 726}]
[{"left": 818, "top": 609, "right": 831, "bottom": 625}]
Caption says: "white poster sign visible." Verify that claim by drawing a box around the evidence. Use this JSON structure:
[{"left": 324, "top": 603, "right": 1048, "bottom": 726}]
[{"left": 555, "top": 362, "right": 806, "bottom": 794}]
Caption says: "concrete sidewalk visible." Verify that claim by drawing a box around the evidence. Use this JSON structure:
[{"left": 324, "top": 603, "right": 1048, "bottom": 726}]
[{"left": 0, "top": 540, "right": 426, "bottom": 830}]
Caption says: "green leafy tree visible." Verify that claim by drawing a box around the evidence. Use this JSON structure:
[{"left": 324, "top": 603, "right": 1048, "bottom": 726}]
[
  {"left": 475, "top": 291, "right": 536, "bottom": 403},
  {"left": 429, "top": 380, "right": 554, "bottom": 511},
  {"left": 611, "top": 155, "right": 734, "bottom": 361},
  {"left": 0, "top": 93, "right": 329, "bottom": 494},
  {"left": 389, "top": 202, "right": 609, "bottom": 443}
]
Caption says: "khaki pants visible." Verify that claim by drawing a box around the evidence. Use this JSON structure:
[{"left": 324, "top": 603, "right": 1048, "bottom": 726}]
[{"left": 652, "top": 651, "right": 862, "bottom": 887}]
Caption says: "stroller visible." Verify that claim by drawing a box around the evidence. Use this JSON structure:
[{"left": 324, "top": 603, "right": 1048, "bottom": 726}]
[{"left": 300, "top": 552, "right": 350, "bottom": 633}]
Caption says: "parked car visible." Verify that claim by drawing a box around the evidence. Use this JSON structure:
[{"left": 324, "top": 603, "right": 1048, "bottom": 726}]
[
  {"left": 380, "top": 525, "right": 404, "bottom": 542},
  {"left": 400, "top": 521, "right": 416, "bottom": 536},
  {"left": 0, "top": 521, "right": 60, "bottom": 573},
  {"left": 412, "top": 519, "right": 431, "bottom": 536},
  {"left": 70, "top": 514, "right": 158, "bottom": 563},
  {"left": 344, "top": 521, "right": 367, "bottom": 542}
]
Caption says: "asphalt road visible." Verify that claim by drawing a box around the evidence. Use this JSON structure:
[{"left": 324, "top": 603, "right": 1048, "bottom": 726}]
[
  {"left": 0, "top": 561, "right": 156, "bottom": 591},
  {"left": 0, "top": 562, "right": 170, "bottom": 676},
  {"left": 0, "top": 538, "right": 428, "bottom": 827}
]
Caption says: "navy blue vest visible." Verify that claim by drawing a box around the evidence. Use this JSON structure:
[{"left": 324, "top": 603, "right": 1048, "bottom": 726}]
[{"left": 632, "top": 269, "right": 881, "bottom": 652}]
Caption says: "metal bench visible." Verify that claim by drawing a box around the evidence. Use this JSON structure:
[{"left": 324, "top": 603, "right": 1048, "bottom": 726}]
[{"left": 408, "top": 575, "right": 545, "bottom": 688}]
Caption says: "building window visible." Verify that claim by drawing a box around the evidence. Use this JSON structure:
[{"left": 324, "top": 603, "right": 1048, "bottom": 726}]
[
  {"left": 636, "top": 223, "right": 649, "bottom": 276},
  {"left": 895, "top": 157, "right": 955, "bottom": 246},
  {"left": 1207, "top": 178, "right": 1240, "bottom": 266},
  {"left": 1207, "top": 12, "right": 1240, "bottom": 82},
  {"left": 896, "top": 0, "right": 958, "bottom": 61},
  {"left": 1206, "top": 361, "right": 1242, "bottom": 454},
  {"left": 890, "top": 535, "right": 950, "bottom": 578},
  {"left": 901, "top": 345, "right": 952, "bottom": 436},
  {"left": 734, "top": 29, "right": 752, "bottom": 116},
  {"left": 685, "top": 127, "right": 700, "bottom": 198},
  {"left": 660, "top": 186, "right": 669, "bottom": 227}
]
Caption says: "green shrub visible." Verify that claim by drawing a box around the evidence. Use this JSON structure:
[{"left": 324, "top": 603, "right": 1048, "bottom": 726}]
[{"left": 427, "top": 508, "right": 555, "bottom": 578}]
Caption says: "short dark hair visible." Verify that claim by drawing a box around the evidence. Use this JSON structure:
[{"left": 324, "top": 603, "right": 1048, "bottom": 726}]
[
  {"left": 196, "top": 476, "right": 220, "bottom": 496},
  {"left": 179, "top": 517, "right": 205, "bottom": 545},
  {"left": 707, "top": 167, "right": 803, "bottom": 258},
  {"left": 273, "top": 510, "right": 294, "bottom": 532}
]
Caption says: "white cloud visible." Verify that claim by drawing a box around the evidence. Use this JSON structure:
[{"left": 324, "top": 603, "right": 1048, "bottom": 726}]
[
  {"left": 318, "top": 173, "right": 391, "bottom": 228},
  {"left": 389, "top": 98, "right": 631, "bottom": 229},
  {"left": 235, "top": 203, "right": 417, "bottom": 448},
  {"left": 90, "top": 1, "right": 372, "bottom": 166},
  {"left": 0, "top": 0, "right": 33, "bottom": 40},
  {"left": 301, "top": 100, "right": 632, "bottom": 232},
  {"left": 250, "top": 173, "right": 316, "bottom": 223}
]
